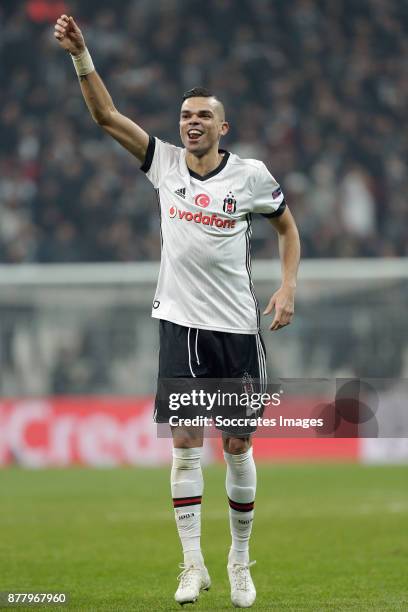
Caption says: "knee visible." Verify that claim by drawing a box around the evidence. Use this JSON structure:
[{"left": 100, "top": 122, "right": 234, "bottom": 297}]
[
  {"left": 172, "top": 426, "right": 203, "bottom": 450},
  {"left": 173, "top": 435, "right": 198, "bottom": 449},
  {"left": 223, "top": 436, "right": 251, "bottom": 455}
]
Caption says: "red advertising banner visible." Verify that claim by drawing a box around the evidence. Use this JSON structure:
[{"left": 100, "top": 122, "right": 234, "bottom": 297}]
[
  {"left": 0, "top": 397, "right": 173, "bottom": 467},
  {"left": 0, "top": 397, "right": 359, "bottom": 467}
]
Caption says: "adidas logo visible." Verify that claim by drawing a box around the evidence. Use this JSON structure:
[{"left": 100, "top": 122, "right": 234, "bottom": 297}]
[{"left": 175, "top": 187, "right": 186, "bottom": 199}]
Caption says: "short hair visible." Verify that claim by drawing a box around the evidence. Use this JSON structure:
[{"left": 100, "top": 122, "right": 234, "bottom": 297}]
[
  {"left": 181, "top": 87, "right": 225, "bottom": 120},
  {"left": 182, "top": 87, "right": 214, "bottom": 101}
]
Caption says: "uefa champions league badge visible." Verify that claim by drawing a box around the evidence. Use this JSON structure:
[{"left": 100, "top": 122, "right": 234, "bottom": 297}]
[{"left": 272, "top": 186, "right": 282, "bottom": 199}]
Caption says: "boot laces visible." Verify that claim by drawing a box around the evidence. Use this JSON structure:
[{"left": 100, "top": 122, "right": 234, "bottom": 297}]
[
  {"left": 230, "top": 560, "right": 256, "bottom": 591},
  {"left": 177, "top": 563, "right": 201, "bottom": 588}
]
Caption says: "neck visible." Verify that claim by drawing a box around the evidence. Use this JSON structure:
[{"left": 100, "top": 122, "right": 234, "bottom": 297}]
[{"left": 186, "top": 147, "right": 223, "bottom": 177}]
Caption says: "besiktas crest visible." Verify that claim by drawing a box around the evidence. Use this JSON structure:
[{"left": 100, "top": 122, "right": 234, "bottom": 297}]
[{"left": 223, "top": 191, "right": 237, "bottom": 214}]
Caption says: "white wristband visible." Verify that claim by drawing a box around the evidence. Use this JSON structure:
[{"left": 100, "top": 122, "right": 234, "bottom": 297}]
[{"left": 71, "top": 47, "right": 95, "bottom": 77}]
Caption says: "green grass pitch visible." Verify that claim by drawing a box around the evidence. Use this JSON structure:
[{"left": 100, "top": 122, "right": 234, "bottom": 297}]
[{"left": 1, "top": 464, "right": 407, "bottom": 611}]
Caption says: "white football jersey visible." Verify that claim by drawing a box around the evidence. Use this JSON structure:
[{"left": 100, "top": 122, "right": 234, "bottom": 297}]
[{"left": 141, "top": 136, "right": 286, "bottom": 334}]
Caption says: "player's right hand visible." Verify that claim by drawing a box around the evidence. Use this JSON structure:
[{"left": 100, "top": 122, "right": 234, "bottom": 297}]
[{"left": 54, "top": 15, "right": 85, "bottom": 56}]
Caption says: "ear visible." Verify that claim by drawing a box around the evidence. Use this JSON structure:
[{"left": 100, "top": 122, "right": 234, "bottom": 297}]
[{"left": 220, "top": 121, "right": 229, "bottom": 136}]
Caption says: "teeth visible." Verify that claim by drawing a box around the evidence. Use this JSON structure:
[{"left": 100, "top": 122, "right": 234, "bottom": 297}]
[{"left": 188, "top": 130, "right": 202, "bottom": 137}]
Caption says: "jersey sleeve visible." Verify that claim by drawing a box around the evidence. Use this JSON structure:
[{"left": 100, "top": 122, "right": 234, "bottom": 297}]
[
  {"left": 251, "top": 162, "right": 286, "bottom": 218},
  {"left": 140, "top": 136, "right": 180, "bottom": 188}
]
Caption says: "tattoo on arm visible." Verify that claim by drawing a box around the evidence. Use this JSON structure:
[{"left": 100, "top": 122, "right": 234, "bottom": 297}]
[{"left": 79, "top": 75, "right": 88, "bottom": 81}]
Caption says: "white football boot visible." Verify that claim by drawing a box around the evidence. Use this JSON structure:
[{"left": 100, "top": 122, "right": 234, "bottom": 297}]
[
  {"left": 175, "top": 563, "right": 211, "bottom": 605},
  {"left": 227, "top": 560, "right": 256, "bottom": 608}
]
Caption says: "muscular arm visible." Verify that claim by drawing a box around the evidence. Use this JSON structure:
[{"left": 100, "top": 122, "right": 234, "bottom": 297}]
[
  {"left": 54, "top": 14, "right": 148, "bottom": 163},
  {"left": 78, "top": 71, "right": 149, "bottom": 162},
  {"left": 269, "top": 207, "right": 300, "bottom": 291},
  {"left": 263, "top": 207, "right": 301, "bottom": 331}
]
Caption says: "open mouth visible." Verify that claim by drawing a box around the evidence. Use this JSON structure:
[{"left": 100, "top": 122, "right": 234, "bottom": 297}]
[{"left": 187, "top": 129, "right": 203, "bottom": 141}]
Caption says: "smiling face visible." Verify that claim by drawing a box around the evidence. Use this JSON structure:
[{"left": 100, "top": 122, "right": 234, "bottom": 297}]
[{"left": 179, "top": 96, "right": 229, "bottom": 156}]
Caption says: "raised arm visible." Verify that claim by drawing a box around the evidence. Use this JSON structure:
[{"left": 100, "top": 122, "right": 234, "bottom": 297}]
[{"left": 54, "top": 14, "right": 149, "bottom": 163}]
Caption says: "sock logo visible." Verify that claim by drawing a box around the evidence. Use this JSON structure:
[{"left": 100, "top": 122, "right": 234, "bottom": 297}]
[
  {"left": 238, "top": 518, "right": 253, "bottom": 525},
  {"left": 177, "top": 512, "right": 195, "bottom": 520}
]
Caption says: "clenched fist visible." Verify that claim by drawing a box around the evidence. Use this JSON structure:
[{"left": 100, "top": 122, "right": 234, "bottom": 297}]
[{"left": 54, "top": 14, "right": 85, "bottom": 56}]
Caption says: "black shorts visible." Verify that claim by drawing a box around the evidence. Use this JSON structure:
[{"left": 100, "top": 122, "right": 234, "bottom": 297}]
[{"left": 154, "top": 320, "right": 267, "bottom": 434}]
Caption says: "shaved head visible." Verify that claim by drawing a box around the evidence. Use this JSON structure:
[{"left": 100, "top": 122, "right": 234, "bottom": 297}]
[
  {"left": 182, "top": 87, "right": 225, "bottom": 121},
  {"left": 211, "top": 97, "right": 225, "bottom": 121}
]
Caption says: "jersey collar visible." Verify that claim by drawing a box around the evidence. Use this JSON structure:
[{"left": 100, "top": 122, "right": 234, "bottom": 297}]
[{"left": 187, "top": 149, "right": 230, "bottom": 181}]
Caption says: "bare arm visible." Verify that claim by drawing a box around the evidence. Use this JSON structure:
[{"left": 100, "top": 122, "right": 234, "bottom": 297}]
[
  {"left": 263, "top": 207, "right": 301, "bottom": 331},
  {"left": 78, "top": 71, "right": 149, "bottom": 161},
  {"left": 54, "top": 15, "right": 149, "bottom": 163}
]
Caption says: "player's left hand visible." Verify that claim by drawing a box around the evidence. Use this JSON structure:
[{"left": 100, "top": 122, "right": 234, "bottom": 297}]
[{"left": 263, "top": 285, "right": 295, "bottom": 331}]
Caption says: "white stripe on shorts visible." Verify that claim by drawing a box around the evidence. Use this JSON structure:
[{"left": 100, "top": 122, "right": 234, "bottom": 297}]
[
  {"left": 187, "top": 327, "right": 196, "bottom": 378},
  {"left": 256, "top": 334, "right": 267, "bottom": 393},
  {"left": 195, "top": 329, "right": 200, "bottom": 365}
]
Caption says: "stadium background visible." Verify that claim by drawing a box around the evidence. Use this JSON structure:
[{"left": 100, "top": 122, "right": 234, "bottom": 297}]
[{"left": 0, "top": 1, "right": 407, "bottom": 610}]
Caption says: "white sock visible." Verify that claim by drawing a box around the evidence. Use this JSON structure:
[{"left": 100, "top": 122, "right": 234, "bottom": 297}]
[
  {"left": 171, "top": 447, "right": 204, "bottom": 567},
  {"left": 224, "top": 447, "right": 256, "bottom": 565}
]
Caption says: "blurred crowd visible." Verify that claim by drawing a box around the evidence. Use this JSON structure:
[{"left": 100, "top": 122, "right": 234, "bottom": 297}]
[{"left": 1, "top": 0, "right": 408, "bottom": 263}]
